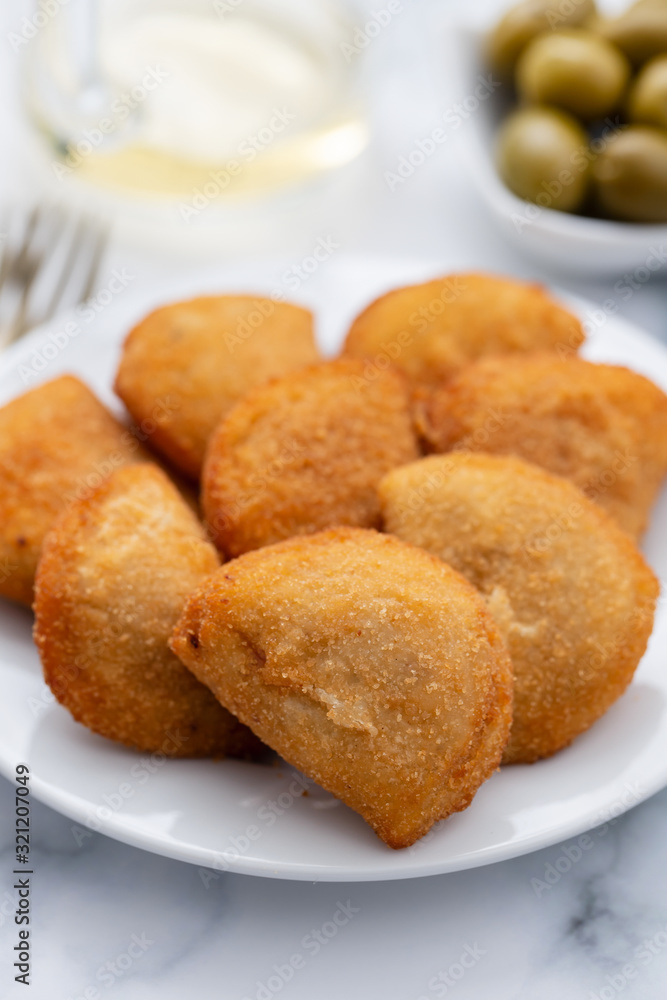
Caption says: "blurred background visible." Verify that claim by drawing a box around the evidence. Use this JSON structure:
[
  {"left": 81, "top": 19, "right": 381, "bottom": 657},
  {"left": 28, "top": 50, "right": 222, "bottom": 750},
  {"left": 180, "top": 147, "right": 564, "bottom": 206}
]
[{"left": 1, "top": 0, "right": 665, "bottom": 345}]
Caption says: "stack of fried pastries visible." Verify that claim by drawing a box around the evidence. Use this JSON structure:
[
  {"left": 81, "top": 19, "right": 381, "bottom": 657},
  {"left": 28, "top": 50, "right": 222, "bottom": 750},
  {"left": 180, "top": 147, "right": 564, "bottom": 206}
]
[{"left": 1, "top": 277, "right": 664, "bottom": 850}]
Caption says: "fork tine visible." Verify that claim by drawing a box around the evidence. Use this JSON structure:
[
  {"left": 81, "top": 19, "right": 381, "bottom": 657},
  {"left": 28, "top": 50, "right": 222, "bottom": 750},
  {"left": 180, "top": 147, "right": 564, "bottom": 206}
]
[
  {"left": 0, "top": 210, "right": 13, "bottom": 295},
  {"left": 0, "top": 207, "right": 38, "bottom": 306},
  {"left": 5, "top": 207, "right": 40, "bottom": 291},
  {"left": 78, "top": 221, "right": 109, "bottom": 303},
  {"left": 0, "top": 207, "right": 110, "bottom": 350},
  {"left": 3, "top": 212, "right": 63, "bottom": 347},
  {"left": 41, "top": 215, "right": 89, "bottom": 325}
]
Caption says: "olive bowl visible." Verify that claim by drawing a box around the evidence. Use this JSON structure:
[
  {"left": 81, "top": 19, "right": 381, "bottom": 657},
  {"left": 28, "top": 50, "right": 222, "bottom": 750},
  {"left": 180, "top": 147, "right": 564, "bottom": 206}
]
[{"left": 451, "top": 24, "right": 667, "bottom": 277}]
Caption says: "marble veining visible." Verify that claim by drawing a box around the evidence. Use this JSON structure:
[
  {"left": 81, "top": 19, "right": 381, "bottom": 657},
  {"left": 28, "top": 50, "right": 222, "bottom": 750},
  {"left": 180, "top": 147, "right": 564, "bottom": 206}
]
[{"left": 1, "top": 780, "right": 667, "bottom": 999}]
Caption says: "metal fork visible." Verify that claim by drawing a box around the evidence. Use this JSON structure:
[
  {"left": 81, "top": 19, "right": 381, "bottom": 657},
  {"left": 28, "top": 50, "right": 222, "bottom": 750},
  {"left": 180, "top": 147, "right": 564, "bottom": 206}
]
[{"left": 0, "top": 206, "right": 108, "bottom": 348}]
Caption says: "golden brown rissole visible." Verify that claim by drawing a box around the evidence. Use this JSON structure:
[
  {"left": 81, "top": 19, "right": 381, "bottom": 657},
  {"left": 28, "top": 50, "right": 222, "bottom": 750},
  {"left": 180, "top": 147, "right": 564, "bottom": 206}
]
[
  {"left": 115, "top": 295, "right": 320, "bottom": 479},
  {"left": 379, "top": 453, "right": 659, "bottom": 763},
  {"left": 342, "top": 272, "right": 584, "bottom": 388},
  {"left": 202, "top": 359, "right": 420, "bottom": 557},
  {"left": 0, "top": 375, "right": 150, "bottom": 606},
  {"left": 419, "top": 353, "right": 667, "bottom": 538},
  {"left": 34, "top": 463, "right": 262, "bottom": 758},
  {"left": 170, "top": 527, "right": 513, "bottom": 848}
]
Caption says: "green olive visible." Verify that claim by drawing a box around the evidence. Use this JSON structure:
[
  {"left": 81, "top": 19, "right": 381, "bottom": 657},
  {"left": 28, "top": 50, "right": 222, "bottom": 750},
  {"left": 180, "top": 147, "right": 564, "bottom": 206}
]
[
  {"left": 487, "top": 0, "right": 597, "bottom": 79},
  {"left": 592, "top": 126, "right": 667, "bottom": 222},
  {"left": 516, "top": 29, "right": 631, "bottom": 120},
  {"left": 628, "top": 55, "right": 667, "bottom": 127},
  {"left": 497, "top": 106, "right": 591, "bottom": 211},
  {"left": 595, "top": 2, "right": 667, "bottom": 67}
]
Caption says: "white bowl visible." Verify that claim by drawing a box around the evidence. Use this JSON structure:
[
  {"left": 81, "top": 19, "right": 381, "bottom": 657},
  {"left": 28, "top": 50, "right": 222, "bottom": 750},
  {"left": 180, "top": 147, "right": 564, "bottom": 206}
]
[{"left": 451, "top": 25, "right": 667, "bottom": 277}]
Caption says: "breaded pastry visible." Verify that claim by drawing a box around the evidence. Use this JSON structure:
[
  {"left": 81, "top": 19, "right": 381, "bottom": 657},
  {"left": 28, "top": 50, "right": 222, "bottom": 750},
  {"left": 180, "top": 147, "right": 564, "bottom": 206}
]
[
  {"left": 0, "top": 375, "right": 148, "bottom": 606},
  {"left": 34, "top": 463, "right": 261, "bottom": 758},
  {"left": 379, "top": 454, "right": 659, "bottom": 764},
  {"left": 171, "top": 528, "right": 512, "bottom": 848},
  {"left": 420, "top": 353, "right": 667, "bottom": 537},
  {"left": 202, "top": 359, "right": 420, "bottom": 557},
  {"left": 115, "top": 295, "right": 320, "bottom": 479},
  {"left": 342, "top": 273, "right": 584, "bottom": 388}
]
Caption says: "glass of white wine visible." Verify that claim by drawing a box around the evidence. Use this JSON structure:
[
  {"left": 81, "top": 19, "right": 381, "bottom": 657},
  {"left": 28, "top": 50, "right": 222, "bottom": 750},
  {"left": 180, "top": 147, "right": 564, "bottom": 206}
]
[{"left": 23, "top": 0, "right": 369, "bottom": 241}]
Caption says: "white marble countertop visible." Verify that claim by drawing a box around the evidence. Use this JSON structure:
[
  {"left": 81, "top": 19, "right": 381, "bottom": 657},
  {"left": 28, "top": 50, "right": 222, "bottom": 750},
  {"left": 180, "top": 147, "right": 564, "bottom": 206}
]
[{"left": 1, "top": 1, "right": 667, "bottom": 998}]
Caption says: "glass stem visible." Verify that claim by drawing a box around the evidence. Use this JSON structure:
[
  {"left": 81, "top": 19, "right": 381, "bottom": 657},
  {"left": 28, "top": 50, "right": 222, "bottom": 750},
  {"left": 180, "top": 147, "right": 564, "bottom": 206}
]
[{"left": 72, "top": 0, "right": 102, "bottom": 92}]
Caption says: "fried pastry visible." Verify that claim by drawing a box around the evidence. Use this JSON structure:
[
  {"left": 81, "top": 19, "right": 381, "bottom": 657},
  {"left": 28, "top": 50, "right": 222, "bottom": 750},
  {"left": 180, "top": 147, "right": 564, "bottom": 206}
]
[
  {"left": 379, "top": 453, "right": 659, "bottom": 763},
  {"left": 115, "top": 295, "right": 319, "bottom": 479},
  {"left": 34, "top": 463, "right": 261, "bottom": 758},
  {"left": 171, "top": 528, "right": 513, "bottom": 848},
  {"left": 342, "top": 273, "right": 584, "bottom": 388},
  {"left": 0, "top": 375, "right": 148, "bottom": 606},
  {"left": 421, "top": 353, "right": 667, "bottom": 537},
  {"left": 202, "top": 359, "right": 419, "bottom": 557}
]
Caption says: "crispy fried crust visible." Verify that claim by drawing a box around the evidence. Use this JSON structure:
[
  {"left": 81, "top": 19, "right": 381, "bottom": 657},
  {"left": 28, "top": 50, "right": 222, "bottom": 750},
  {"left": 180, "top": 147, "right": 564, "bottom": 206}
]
[
  {"left": 420, "top": 353, "right": 667, "bottom": 538},
  {"left": 34, "top": 463, "right": 262, "bottom": 758},
  {"left": 114, "top": 295, "right": 320, "bottom": 479},
  {"left": 170, "top": 528, "right": 513, "bottom": 848},
  {"left": 0, "top": 375, "right": 149, "bottom": 606},
  {"left": 202, "top": 359, "right": 420, "bottom": 557},
  {"left": 379, "top": 454, "right": 659, "bottom": 764},
  {"left": 342, "top": 273, "right": 584, "bottom": 388}
]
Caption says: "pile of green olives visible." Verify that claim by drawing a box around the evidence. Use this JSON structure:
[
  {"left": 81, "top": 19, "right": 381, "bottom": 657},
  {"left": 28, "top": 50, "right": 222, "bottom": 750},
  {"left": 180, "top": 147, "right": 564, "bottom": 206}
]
[{"left": 489, "top": 0, "right": 667, "bottom": 223}]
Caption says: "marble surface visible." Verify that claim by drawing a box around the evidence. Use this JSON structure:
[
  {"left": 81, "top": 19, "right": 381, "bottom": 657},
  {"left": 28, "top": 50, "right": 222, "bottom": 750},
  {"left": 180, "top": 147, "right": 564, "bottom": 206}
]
[
  {"left": 1, "top": 0, "right": 667, "bottom": 997},
  {"left": 2, "top": 776, "right": 667, "bottom": 1000}
]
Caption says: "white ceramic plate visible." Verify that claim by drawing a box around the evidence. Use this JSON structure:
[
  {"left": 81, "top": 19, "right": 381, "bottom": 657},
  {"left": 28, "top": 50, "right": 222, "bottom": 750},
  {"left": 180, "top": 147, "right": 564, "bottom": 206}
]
[{"left": 0, "top": 255, "right": 666, "bottom": 882}]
